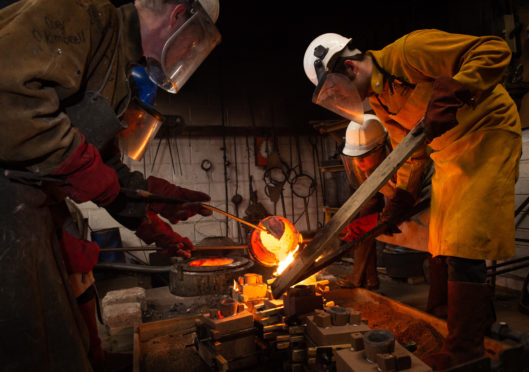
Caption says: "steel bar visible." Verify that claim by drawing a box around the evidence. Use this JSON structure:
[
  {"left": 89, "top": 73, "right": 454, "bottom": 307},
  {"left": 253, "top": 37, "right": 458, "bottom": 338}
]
[
  {"left": 487, "top": 255, "right": 529, "bottom": 270},
  {"left": 94, "top": 262, "right": 171, "bottom": 273},
  {"left": 487, "top": 261, "right": 529, "bottom": 277},
  {"left": 99, "top": 247, "right": 162, "bottom": 252},
  {"left": 302, "top": 199, "right": 430, "bottom": 280}
]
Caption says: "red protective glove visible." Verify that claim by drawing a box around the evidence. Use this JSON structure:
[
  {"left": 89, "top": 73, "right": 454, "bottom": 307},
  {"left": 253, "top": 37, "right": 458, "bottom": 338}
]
[
  {"left": 422, "top": 76, "right": 472, "bottom": 141},
  {"left": 147, "top": 176, "right": 212, "bottom": 224},
  {"left": 380, "top": 188, "right": 415, "bottom": 228},
  {"left": 60, "top": 229, "right": 100, "bottom": 273},
  {"left": 340, "top": 213, "right": 379, "bottom": 242},
  {"left": 135, "top": 210, "right": 194, "bottom": 258},
  {"left": 52, "top": 135, "right": 120, "bottom": 206}
]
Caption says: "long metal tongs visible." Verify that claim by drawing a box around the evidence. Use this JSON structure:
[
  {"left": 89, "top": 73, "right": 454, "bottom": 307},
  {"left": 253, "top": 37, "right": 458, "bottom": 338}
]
[
  {"left": 120, "top": 187, "right": 283, "bottom": 239},
  {"left": 271, "top": 121, "right": 427, "bottom": 298},
  {"left": 1, "top": 169, "right": 283, "bottom": 240}
]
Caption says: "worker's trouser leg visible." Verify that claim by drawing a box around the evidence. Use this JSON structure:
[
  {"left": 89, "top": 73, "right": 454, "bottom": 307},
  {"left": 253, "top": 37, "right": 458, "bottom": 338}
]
[
  {"left": 345, "top": 238, "right": 378, "bottom": 289},
  {"left": 77, "top": 285, "right": 105, "bottom": 369},
  {"left": 0, "top": 178, "right": 92, "bottom": 372},
  {"left": 426, "top": 255, "right": 448, "bottom": 318},
  {"left": 424, "top": 256, "right": 494, "bottom": 371}
]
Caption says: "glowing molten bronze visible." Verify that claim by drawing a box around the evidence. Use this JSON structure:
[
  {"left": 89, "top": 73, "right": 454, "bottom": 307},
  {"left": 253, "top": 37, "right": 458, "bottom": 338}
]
[
  {"left": 188, "top": 258, "right": 234, "bottom": 267},
  {"left": 249, "top": 216, "right": 302, "bottom": 268}
]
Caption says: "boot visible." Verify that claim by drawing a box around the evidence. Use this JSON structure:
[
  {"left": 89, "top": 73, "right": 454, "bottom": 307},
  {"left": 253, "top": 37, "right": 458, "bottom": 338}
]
[
  {"left": 426, "top": 256, "right": 448, "bottom": 318},
  {"left": 423, "top": 281, "right": 494, "bottom": 370},
  {"left": 78, "top": 297, "right": 132, "bottom": 372}
]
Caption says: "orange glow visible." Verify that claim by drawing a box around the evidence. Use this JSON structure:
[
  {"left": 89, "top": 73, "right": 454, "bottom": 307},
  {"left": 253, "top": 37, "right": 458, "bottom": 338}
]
[
  {"left": 130, "top": 122, "right": 157, "bottom": 161},
  {"left": 170, "top": 80, "right": 180, "bottom": 93},
  {"left": 274, "top": 245, "right": 299, "bottom": 276},
  {"left": 335, "top": 104, "right": 359, "bottom": 116},
  {"left": 188, "top": 258, "right": 234, "bottom": 267},
  {"left": 249, "top": 216, "right": 302, "bottom": 268}
]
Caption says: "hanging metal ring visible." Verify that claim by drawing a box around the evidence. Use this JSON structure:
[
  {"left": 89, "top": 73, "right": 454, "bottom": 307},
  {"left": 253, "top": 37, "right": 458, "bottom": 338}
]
[
  {"left": 264, "top": 166, "right": 287, "bottom": 186},
  {"left": 291, "top": 173, "right": 316, "bottom": 198}
]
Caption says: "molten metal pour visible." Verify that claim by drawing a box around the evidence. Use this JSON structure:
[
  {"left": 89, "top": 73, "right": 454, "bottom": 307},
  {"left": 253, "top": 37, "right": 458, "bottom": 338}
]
[{"left": 248, "top": 216, "right": 302, "bottom": 271}]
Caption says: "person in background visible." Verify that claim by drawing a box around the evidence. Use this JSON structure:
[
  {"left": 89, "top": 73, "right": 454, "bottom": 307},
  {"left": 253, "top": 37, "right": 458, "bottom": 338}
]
[
  {"left": 338, "top": 114, "right": 432, "bottom": 291},
  {"left": 303, "top": 29, "right": 522, "bottom": 370},
  {"left": 0, "top": 0, "right": 219, "bottom": 370},
  {"left": 338, "top": 114, "right": 392, "bottom": 290}
]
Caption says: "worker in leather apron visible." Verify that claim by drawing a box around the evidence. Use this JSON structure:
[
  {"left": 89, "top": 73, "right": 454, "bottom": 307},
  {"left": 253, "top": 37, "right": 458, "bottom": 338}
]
[
  {"left": 0, "top": 0, "right": 220, "bottom": 370},
  {"left": 338, "top": 114, "right": 393, "bottom": 290},
  {"left": 303, "top": 30, "right": 522, "bottom": 370},
  {"left": 339, "top": 114, "right": 432, "bottom": 291}
]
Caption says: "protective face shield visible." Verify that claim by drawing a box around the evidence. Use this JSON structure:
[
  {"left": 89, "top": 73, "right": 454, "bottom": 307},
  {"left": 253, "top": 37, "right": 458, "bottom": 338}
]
[
  {"left": 340, "top": 115, "right": 389, "bottom": 189},
  {"left": 118, "top": 97, "right": 165, "bottom": 161},
  {"left": 146, "top": 0, "right": 221, "bottom": 93},
  {"left": 303, "top": 33, "right": 364, "bottom": 123}
]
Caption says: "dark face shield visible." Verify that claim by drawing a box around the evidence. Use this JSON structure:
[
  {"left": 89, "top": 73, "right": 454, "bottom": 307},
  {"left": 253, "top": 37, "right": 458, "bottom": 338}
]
[
  {"left": 312, "top": 72, "right": 364, "bottom": 123},
  {"left": 118, "top": 98, "right": 165, "bottom": 161},
  {"left": 146, "top": 3, "right": 221, "bottom": 93},
  {"left": 340, "top": 142, "right": 389, "bottom": 189}
]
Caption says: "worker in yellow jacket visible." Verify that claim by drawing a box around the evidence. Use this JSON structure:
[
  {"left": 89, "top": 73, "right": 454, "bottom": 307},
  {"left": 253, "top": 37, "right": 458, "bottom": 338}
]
[{"left": 303, "top": 29, "right": 522, "bottom": 370}]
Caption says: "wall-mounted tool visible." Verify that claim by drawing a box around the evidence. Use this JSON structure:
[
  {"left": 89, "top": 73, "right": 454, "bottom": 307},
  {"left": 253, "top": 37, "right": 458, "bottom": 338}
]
[{"left": 201, "top": 159, "right": 213, "bottom": 172}]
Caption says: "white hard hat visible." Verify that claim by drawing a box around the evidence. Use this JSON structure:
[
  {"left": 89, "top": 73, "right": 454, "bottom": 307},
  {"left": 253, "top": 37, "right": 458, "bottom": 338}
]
[
  {"left": 198, "top": 0, "right": 219, "bottom": 23},
  {"left": 342, "top": 114, "right": 387, "bottom": 157},
  {"left": 303, "top": 33, "right": 361, "bottom": 86}
]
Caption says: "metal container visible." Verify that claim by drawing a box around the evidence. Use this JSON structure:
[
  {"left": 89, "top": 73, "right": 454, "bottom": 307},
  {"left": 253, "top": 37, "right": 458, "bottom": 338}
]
[{"left": 169, "top": 256, "right": 254, "bottom": 297}]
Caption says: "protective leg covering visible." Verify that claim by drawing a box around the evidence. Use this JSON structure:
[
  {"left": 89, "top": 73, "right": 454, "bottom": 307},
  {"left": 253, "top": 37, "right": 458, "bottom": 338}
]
[
  {"left": 0, "top": 178, "right": 92, "bottom": 372},
  {"left": 77, "top": 286, "right": 105, "bottom": 370},
  {"left": 423, "top": 281, "right": 494, "bottom": 370},
  {"left": 426, "top": 255, "right": 448, "bottom": 318},
  {"left": 342, "top": 239, "right": 378, "bottom": 289}
]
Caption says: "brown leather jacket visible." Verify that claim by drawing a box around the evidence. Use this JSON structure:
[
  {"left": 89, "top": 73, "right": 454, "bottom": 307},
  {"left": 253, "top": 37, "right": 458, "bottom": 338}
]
[{"left": 0, "top": 0, "right": 142, "bottom": 174}]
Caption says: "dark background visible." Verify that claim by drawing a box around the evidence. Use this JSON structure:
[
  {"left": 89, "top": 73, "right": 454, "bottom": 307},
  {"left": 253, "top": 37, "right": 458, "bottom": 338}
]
[
  {"left": 1, "top": 0, "right": 523, "bottom": 134},
  {"left": 150, "top": 0, "right": 513, "bottom": 134}
]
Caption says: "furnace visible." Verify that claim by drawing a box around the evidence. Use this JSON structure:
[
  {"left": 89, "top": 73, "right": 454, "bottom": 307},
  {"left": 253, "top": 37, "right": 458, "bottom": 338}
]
[{"left": 169, "top": 256, "right": 254, "bottom": 297}]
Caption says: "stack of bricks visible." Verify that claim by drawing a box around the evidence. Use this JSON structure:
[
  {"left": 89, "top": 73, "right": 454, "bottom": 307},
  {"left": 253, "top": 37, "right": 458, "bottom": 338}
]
[{"left": 101, "top": 287, "right": 145, "bottom": 333}]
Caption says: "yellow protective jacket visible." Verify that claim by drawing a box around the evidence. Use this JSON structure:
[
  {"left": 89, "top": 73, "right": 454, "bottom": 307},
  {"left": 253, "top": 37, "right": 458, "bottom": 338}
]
[
  {"left": 0, "top": 0, "right": 142, "bottom": 174},
  {"left": 367, "top": 29, "right": 522, "bottom": 260}
]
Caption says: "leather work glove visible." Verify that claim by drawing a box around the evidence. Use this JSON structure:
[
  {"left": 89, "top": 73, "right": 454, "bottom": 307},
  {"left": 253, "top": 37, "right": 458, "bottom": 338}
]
[
  {"left": 379, "top": 188, "right": 416, "bottom": 234},
  {"left": 60, "top": 229, "right": 101, "bottom": 274},
  {"left": 52, "top": 135, "right": 120, "bottom": 206},
  {"left": 422, "top": 76, "right": 472, "bottom": 142},
  {"left": 340, "top": 213, "right": 379, "bottom": 242},
  {"left": 147, "top": 176, "right": 212, "bottom": 224},
  {"left": 135, "top": 210, "right": 195, "bottom": 258}
]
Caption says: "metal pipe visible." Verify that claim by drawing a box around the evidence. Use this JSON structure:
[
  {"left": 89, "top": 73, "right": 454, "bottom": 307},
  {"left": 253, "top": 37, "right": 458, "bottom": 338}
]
[
  {"left": 487, "top": 261, "right": 529, "bottom": 277},
  {"left": 94, "top": 262, "right": 171, "bottom": 273},
  {"left": 486, "top": 255, "right": 529, "bottom": 270},
  {"left": 99, "top": 247, "right": 162, "bottom": 252}
]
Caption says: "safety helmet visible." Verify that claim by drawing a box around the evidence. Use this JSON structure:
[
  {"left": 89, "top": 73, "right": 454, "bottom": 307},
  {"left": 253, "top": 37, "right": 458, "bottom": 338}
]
[
  {"left": 145, "top": 0, "right": 221, "bottom": 94},
  {"left": 303, "top": 33, "right": 364, "bottom": 123},
  {"left": 342, "top": 114, "right": 387, "bottom": 157},
  {"left": 340, "top": 114, "right": 389, "bottom": 189},
  {"left": 303, "top": 33, "right": 360, "bottom": 86},
  {"left": 198, "top": 0, "right": 219, "bottom": 23}
]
